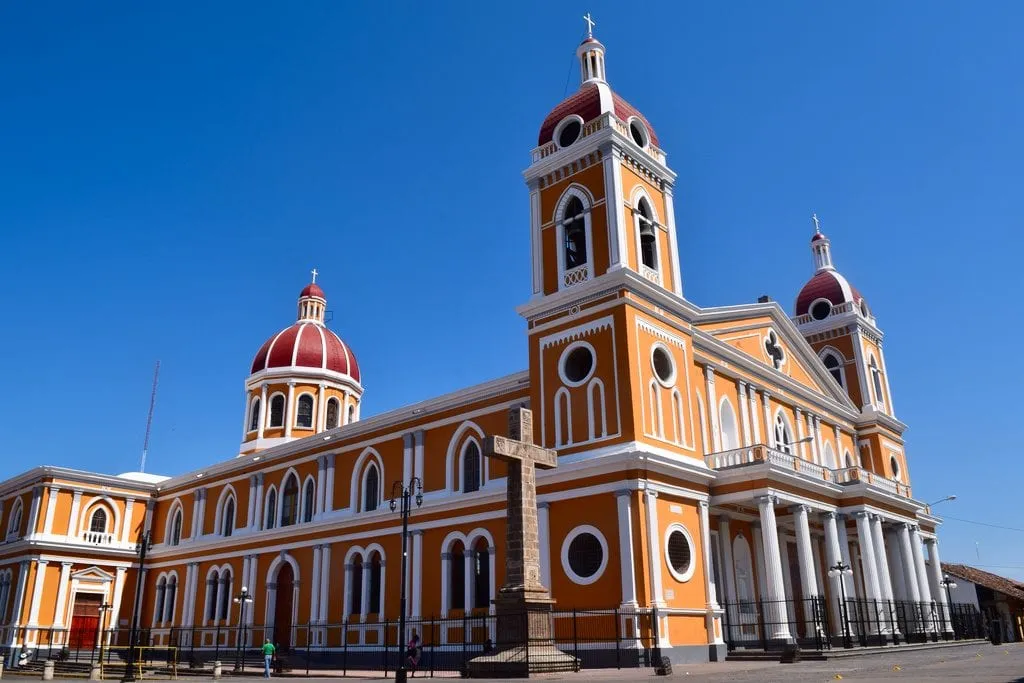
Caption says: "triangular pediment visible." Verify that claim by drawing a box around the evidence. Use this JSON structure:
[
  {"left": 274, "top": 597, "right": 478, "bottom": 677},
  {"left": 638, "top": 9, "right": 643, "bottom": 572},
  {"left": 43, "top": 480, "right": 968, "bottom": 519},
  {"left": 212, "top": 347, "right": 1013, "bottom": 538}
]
[
  {"left": 71, "top": 566, "right": 115, "bottom": 583},
  {"left": 695, "top": 304, "right": 855, "bottom": 409}
]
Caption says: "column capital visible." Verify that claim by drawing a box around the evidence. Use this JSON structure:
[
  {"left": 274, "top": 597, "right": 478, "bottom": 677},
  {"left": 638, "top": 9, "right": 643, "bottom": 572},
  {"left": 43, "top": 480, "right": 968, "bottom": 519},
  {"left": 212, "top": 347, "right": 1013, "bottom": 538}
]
[
  {"left": 704, "top": 365, "right": 716, "bottom": 382},
  {"left": 851, "top": 510, "right": 871, "bottom": 520},
  {"left": 410, "top": 529, "right": 424, "bottom": 538},
  {"left": 537, "top": 501, "right": 550, "bottom": 510},
  {"left": 697, "top": 500, "right": 709, "bottom": 510},
  {"left": 756, "top": 494, "right": 778, "bottom": 508},
  {"left": 48, "top": 484, "right": 60, "bottom": 493},
  {"left": 287, "top": 380, "right": 297, "bottom": 387},
  {"left": 644, "top": 488, "right": 659, "bottom": 499},
  {"left": 790, "top": 504, "right": 811, "bottom": 515},
  {"left": 821, "top": 510, "right": 837, "bottom": 521},
  {"left": 414, "top": 429, "right": 425, "bottom": 447},
  {"left": 614, "top": 489, "right": 632, "bottom": 499},
  {"left": 61, "top": 561, "right": 73, "bottom": 568},
  {"left": 403, "top": 432, "right": 414, "bottom": 448},
  {"left": 717, "top": 513, "right": 731, "bottom": 524},
  {"left": 761, "top": 389, "right": 772, "bottom": 399},
  {"left": 36, "top": 559, "right": 48, "bottom": 566}
]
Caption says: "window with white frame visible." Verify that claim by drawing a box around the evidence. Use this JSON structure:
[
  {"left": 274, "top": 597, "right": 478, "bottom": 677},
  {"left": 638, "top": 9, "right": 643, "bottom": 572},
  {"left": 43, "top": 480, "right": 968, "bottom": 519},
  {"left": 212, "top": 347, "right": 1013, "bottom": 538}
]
[
  {"left": 89, "top": 507, "right": 108, "bottom": 534},
  {"left": 269, "top": 394, "right": 285, "bottom": 428},
  {"left": 461, "top": 441, "right": 481, "bottom": 494},
  {"left": 205, "top": 570, "right": 220, "bottom": 622},
  {"left": 248, "top": 397, "right": 261, "bottom": 432},
  {"left": 636, "top": 197, "right": 657, "bottom": 270},
  {"left": 562, "top": 196, "right": 588, "bottom": 272},
  {"left": 718, "top": 397, "right": 739, "bottom": 451},
  {"left": 347, "top": 556, "right": 363, "bottom": 619},
  {"left": 665, "top": 524, "right": 696, "bottom": 582},
  {"left": 296, "top": 394, "right": 314, "bottom": 429},
  {"left": 164, "top": 574, "right": 177, "bottom": 623},
  {"left": 821, "top": 350, "right": 845, "bottom": 388},
  {"left": 218, "top": 568, "right": 232, "bottom": 620},
  {"left": 264, "top": 487, "right": 278, "bottom": 530},
  {"left": 7, "top": 499, "right": 23, "bottom": 537},
  {"left": 280, "top": 474, "right": 299, "bottom": 527},
  {"left": 448, "top": 541, "right": 466, "bottom": 611},
  {"left": 220, "top": 495, "right": 235, "bottom": 537},
  {"left": 368, "top": 551, "right": 383, "bottom": 616},
  {"left": 155, "top": 575, "right": 167, "bottom": 624},
  {"left": 302, "top": 478, "right": 315, "bottom": 523},
  {"left": 325, "top": 397, "right": 340, "bottom": 430},
  {"left": 561, "top": 525, "right": 608, "bottom": 585},
  {"left": 362, "top": 464, "right": 380, "bottom": 512},
  {"left": 869, "top": 357, "right": 885, "bottom": 407},
  {"left": 774, "top": 412, "right": 794, "bottom": 454},
  {"left": 169, "top": 506, "right": 183, "bottom": 546}
]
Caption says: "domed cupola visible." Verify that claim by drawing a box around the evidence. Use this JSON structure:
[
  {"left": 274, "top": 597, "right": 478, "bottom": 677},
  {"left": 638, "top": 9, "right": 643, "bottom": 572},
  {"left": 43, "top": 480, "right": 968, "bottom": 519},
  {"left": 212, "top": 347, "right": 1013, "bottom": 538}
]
[
  {"left": 794, "top": 215, "right": 872, "bottom": 323},
  {"left": 240, "top": 271, "right": 363, "bottom": 455}
]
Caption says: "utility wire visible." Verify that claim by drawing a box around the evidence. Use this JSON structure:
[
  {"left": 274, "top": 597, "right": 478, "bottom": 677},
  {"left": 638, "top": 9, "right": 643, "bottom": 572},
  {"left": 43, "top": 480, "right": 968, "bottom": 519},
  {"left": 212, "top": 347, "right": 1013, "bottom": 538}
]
[{"left": 941, "top": 515, "right": 1024, "bottom": 534}]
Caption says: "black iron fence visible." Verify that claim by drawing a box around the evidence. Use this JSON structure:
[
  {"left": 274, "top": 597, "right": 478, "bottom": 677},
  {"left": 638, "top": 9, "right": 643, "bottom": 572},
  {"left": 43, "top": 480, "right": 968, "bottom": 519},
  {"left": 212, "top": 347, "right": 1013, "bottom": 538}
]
[{"left": 722, "top": 597, "right": 987, "bottom": 652}]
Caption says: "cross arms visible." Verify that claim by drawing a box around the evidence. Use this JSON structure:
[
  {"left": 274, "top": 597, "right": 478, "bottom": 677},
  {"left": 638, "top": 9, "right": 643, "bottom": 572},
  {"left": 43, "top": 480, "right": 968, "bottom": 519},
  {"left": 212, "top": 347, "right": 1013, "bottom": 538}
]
[{"left": 482, "top": 436, "right": 557, "bottom": 469}]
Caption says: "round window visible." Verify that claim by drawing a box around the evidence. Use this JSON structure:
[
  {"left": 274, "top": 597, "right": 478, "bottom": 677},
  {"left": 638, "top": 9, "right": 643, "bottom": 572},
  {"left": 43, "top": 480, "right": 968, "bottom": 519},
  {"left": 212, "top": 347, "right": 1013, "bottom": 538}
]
[
  {"left": 561, "top": 344, "right": 595, "bottom": 385},
  {"left": 557, "top": 118, "right": 582, "bottom": 148},
  {"left": 665, "top": 526, "right": 695, "bottom": 581},
  {"left": 629, "top": 120, "right": 647, "bottom": 148},
  {"left": 651, "top": 345, "right": 675, "bottom": 386},
  {"left": 811, "top": 300, "right": 832, "bottom": 320},
  {"left": 890, "top": 455, "right": 901, "bottom": 481},
  {"left": 561, "top": 525, "right": 608, "bottom": 585}
]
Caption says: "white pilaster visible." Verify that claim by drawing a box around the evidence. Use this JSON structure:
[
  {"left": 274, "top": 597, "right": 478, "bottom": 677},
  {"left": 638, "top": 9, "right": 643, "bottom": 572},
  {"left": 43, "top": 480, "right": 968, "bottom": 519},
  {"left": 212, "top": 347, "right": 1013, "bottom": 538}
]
[
  {"left": 717, "top": 516, "right": 737, "bottom": 604},
  {"left": 310, "top": 545, "right": 322, "bottom": 624},
  {"left": 25, "top": 487, "right": 43, "bottom": 537},
  {"left": 246, "top": 475, "right": 256, "bottom": 529},
  {"left": 761, "top": 391, "right": 774, "bottom": 447},
  {"left": 121, "top": 499, "right": 135, "bottom": 544},
  {"left": 284, "top": 382, "right": 296, "bottom": 437},
  {"left": 111, "top": 566, "right": 128, "bottom": 629},
  {"left": 315, "top": 456, "right": 327, "bottom": 518},
  {"left": 257, "top": 383, "right": 268, "bottom": 439},
  {"left": 66, "top": 490, "right": 83, "bottom": 537},
  {"left": 756, "top": 496, "right": 792, "bottom": 641},
  {"left": 704, "top": 367, "right": 721, "bottom": 452},
  {"left": 823, "top": 512, "right": 851, "bottom": 634},
  {"left": 663, "top": 186, "right": 684, "bottom": 296},
  {"left": 52, "top": 562, "right": 73, "bottom": 627},
  {"left": 8, "top": 561, "right": 30, "bottom": 629},
  {"left": 615, "top": 492, "right": 637, "bottom": 606},
  {"left": 603, "top": 148, "right": 627, "bottom": 271},
  {"left": 529, "top": 183, "right": 543, "bottom": 296},
  {"left": 413, "top": 431, "right": 425, "bottom": 486},
  {"left": 699, "top": 502, "right": 722, "bottom": 646},
  {"left": 538, "top": 502, "right": 552, "bottom": 591},
  {"left": 850, "top": 328, "right": 871, "bottom": 409},
  {"left": 26, "top": 560, "right": 47, "bottom": 626},
  {"left": 42, "top": 485, "right": 59, "bottom": 535},
  {"left": 795, "top": 407, "right": 807, "bottom": 459},
  {"left": 193, "top": 488, "right": 207, "bottom": 540},
  {"left": 411, "top": 532, "right": 423, "bottom": 618},
  {"left": 909, "top": 526, "right": 933, "bottom": 605},
  {"left": 748, "top": 386, "right": 761, "bottom": 444},
  {"left": 316, "top": 383, "right": 326, "bottom": 432},
  {"left": 737, "top": 382, "right": 752, "bottom": 447},
  {"left": 643, "top": 490, "right": 665, "bottom": 606},
  {"left": 462, "top": 553, "right": 473, "bottom": 613},
  {"left": 751, "top": 523, "right": 769, "bottom": 608},
  {"left": 925, "top": 538, "right": 953, "bottom": 632},
  {"left": 402, "top": 433, "right": 413, "bottom": 487},
  {"left": 324, "top": 454, "right": 336, "bottom": 514},
  {"left": 252, "top": 474, "right": 264, "bottom": 531},
  {"left": 812, "top": 415, "right": 824, "bottom": 465}
]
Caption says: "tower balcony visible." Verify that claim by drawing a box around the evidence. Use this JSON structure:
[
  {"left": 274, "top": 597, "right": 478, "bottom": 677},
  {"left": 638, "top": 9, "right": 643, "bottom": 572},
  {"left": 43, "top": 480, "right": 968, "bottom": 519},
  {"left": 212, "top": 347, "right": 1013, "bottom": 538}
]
[{"left": 705, "top": 444, "right": 912, "bottom": 498}]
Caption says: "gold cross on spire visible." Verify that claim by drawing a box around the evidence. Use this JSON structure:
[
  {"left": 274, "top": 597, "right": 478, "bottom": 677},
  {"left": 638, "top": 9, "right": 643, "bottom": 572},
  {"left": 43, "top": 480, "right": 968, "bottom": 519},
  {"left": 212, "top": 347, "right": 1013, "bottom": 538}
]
[
  {"left": 583, "top": 12, "right": 596, "bottom": 38},
  {"left": 310, "top": 268, "right": 319, "bottom": 283}
]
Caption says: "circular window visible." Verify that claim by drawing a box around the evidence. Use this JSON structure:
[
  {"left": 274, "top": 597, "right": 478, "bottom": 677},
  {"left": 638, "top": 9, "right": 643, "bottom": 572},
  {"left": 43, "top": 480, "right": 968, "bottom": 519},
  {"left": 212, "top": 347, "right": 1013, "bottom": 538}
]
[
  {"left": 890, "top": 455, "right": 901, "bottom": 481},
  {"left": 810, "top": 299, "right": 832, "bottom": 321},
  {"left": 560, "top": 343, "right": 595, "bottom": 386},
  {"left": 556, "top": 117, "right": 583, "bottom": 148},
  {"left": 665, "top": 524, "right": 696, "bottom": 582},
  {"left": 651, "top": 345, "right": 675, "bottom": 387},
  {"left": 561, "top": 525, "right": 608, "bottom": 585},
  {"left": 629, "top": 119, "right": 648, "bottom": 148}
]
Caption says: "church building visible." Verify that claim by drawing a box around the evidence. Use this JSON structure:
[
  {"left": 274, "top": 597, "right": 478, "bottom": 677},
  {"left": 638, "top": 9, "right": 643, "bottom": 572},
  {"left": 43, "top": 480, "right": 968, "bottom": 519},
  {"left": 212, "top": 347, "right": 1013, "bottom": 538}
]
[{"left": 0, "top": 27, "right": 955, "bottom": 667}]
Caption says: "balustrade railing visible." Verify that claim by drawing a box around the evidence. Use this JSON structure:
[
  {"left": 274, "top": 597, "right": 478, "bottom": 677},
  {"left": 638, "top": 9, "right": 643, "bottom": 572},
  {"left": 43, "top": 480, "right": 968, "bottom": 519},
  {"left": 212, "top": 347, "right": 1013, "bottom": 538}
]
[
  {"left": 81, "top": 531, "right": 116, "bottom": 545},
  {"left": 562, "top": 263, "right": 591, "bottom": 288}
]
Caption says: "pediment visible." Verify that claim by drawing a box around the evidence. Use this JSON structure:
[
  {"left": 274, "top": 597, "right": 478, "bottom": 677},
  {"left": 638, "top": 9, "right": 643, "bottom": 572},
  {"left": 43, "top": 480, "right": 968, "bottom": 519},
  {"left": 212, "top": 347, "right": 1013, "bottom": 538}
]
[{"left": 71, "top": 566, "right": 115, "bottom": 583}]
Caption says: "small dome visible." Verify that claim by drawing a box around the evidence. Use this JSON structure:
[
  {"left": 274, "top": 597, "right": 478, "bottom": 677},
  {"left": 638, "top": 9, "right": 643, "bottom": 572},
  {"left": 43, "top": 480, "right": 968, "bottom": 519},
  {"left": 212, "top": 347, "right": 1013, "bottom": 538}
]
[
  {"left": 810, "top": 232, "right": 827, "bottom": 243},
  {"left": 537, "top": 83, "right": 659, "bottom": 148},
  {"left": 250, "top": 323, "right": 360, "bottom": 381},
  {"left": 795, "top": 270, "right": 866, "bottom": 317},
  {"left": 301, "top": 283, "right": 325, "bottom": 299}
]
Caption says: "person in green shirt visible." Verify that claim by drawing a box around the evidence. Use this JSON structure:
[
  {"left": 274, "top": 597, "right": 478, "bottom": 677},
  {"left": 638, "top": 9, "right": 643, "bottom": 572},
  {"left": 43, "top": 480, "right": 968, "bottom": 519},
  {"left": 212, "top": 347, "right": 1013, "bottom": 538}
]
[{"left": 262, "top": 639, "right": 275, "bottom": 678}]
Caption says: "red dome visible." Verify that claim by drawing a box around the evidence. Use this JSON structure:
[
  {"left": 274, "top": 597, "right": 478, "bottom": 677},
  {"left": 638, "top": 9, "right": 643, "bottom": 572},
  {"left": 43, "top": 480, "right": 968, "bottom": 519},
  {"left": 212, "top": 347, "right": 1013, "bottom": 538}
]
[
  {"left": 811, "top": 232, "right": 827, "bottom": 242},
  {"left": 301, "top": 283, "right": 325, "bottom": 299},
  {"left": 795, "top": 270, "right": 865, "bottom": 317},
  {"left": 250, "top": 323, "right": 360, "bottom": 382},
  {"left": 538, "top": 83, "right": 659, "bottom": 147}
]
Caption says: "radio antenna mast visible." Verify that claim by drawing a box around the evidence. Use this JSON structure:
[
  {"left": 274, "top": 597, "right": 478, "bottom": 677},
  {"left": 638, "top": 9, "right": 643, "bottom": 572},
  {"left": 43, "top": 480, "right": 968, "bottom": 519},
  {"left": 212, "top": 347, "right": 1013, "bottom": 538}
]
[{"left": 140, "top": 361, "right": 160, "bottom": 473}]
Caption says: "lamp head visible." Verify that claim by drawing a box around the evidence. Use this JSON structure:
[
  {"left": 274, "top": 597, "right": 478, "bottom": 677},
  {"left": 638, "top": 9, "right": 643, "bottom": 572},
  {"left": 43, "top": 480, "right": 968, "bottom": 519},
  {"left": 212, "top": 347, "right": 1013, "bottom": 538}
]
[{"left": 389, "top": 498, "right": 397, "bottom": 513}]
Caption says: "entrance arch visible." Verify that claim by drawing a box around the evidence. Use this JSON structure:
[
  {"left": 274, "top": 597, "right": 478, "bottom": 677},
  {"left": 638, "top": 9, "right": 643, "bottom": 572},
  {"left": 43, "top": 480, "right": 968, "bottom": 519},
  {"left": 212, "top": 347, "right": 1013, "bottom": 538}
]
[{"left": 274, "top": 563, "right": 295, "bottom": 649}]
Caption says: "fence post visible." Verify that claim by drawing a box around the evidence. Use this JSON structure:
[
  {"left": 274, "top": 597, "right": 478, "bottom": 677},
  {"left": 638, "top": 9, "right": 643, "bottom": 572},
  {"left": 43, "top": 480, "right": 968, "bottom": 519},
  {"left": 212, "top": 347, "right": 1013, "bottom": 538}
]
[
  {"left": 383, "top": 619, "right": 389, "bottom": 677},
  {"left": 571, "top": 609, "right": 579, "bottom": 664},
  {"left": 429, "top": 615, "right": 435, "bottom": 679},
  {"left": 461, "top": 613, "right": 467, "bottom": 674},
  {"left": 342, "top": 620, "right": 348, "bottom": 677},
  {"left": 651, "top": 606, "right": 661, "bottom": 668},
  {"left": 614, "top": 607, "right": 621, "bottom": 670}
]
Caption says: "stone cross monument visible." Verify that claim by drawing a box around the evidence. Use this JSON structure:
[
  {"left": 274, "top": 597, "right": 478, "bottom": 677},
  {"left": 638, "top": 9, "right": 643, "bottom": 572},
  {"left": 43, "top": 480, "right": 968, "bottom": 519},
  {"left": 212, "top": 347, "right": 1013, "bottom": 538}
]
[{"left": 467, "top": 405, "right": 578, "bottom": 677}]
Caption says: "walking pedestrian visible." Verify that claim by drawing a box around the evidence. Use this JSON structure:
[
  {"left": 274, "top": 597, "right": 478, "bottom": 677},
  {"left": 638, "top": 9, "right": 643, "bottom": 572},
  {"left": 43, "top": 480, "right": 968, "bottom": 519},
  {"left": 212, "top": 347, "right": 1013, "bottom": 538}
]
[{"left": 262, "top": 639, "right": 276, "bottom": 678}]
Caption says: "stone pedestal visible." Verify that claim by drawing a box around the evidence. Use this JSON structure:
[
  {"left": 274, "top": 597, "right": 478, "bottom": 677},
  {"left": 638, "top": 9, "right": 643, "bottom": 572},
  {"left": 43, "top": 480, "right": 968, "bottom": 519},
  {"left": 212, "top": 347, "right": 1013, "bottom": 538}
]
[{"left": 466, "top": 592, "right": 577, "bottom": 678}]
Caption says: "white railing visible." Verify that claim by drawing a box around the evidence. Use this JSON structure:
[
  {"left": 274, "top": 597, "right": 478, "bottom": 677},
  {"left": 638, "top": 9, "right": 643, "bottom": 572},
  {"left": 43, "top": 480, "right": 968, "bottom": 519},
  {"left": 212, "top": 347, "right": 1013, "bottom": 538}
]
[
  {"left": 704, "top": 445, "right": 910, "bottom": 497},
  {"left": 81, "top": 531, "right": 115, "bottom": 545},
  {"left": 792, "top": 301, "right": 875, "bottom": 326},
  {"left": 562, "top": 263, "right": 591, "bottom": 288},
  {"left": 529, "top": 112, "right": 667, "bottom": 165},
  {"left": 640, "top": 264, "right": 661, "bottom": 284}
]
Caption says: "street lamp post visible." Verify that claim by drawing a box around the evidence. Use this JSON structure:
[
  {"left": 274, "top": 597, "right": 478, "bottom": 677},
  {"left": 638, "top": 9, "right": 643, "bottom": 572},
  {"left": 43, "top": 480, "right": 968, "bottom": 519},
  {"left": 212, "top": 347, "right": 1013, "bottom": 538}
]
[
  {"left": 122, "top": 531, "right": 152, "bottom": 683},
  {"left": 389, "top": 477, "right": 423, "bottom": 683},
  {"left": 233, "top": 587, "right": 254, "bottom": 671},
  {"left": 939, "top": 574, "right": 957, "bottom": 638},
  {"left": 828, "top": 560, "right": 854, "bottom": 648},
  {"left": 927, "top": 495, "right": 957, "bottom": 510}
]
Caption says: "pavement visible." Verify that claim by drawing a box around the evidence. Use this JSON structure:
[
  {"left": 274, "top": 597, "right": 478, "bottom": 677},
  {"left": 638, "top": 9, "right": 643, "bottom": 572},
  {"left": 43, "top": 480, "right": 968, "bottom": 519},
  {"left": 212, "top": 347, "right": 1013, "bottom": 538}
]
[{"left": 2, "top": 642, "right": 1022, "bottom": 681}]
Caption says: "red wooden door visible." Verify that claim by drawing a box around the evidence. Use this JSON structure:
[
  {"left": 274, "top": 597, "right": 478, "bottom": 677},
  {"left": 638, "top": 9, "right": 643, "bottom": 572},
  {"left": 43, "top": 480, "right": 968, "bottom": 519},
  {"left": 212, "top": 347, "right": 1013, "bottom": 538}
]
[
  {"left": 274, "top": 564, "right": 294, "bottom": 650},
  {"left": 69, "top": 594, "right": 102, "bottom": 649}
]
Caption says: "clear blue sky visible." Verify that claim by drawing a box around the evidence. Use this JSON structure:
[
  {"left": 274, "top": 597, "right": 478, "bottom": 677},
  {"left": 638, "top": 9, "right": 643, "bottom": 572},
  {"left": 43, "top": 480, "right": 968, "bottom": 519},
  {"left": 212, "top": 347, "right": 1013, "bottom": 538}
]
[{"left": 1, "top": 2, "right": 1021, "bottom": 579}]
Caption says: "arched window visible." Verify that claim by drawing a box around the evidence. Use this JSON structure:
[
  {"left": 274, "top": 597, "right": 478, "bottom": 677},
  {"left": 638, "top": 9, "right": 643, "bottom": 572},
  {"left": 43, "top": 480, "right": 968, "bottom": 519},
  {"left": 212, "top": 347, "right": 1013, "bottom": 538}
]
[
  {"left": 302, "top": 478, "right": 315, "bottom": 523},
  {"left": 368, "top": 552, "right": 383, "bottom": 616},
  {"left": 822, "top": 442, "right": 837, "bottom": 470},
  {"left": 249, "top": 398, "right": 261, "bottom": 432},
  {"left": 218, "top": 568, "right": 232, "bottom": 620},
  {"left": 280, "top": 474, "right": 299, "bottom": 527},
  {"left": 348, "top": 405, "right": 356, "bottom": 424},
  {"left": 221, "top": 496, "right": 235, "bottom": 537},
  {"left": 269, "top": 394, "right": 285, "bottom": 428},
  {"left": 449, "top": 542, "right": 466, "bottom": 611},
  {"left": 265, "top": 488, "right": 278, "bottom": 530},
  {"left": 562, "top": 196, "right": 587, "bottom": 270},
  {"left": 169, "top": 507, "right": 183, "bottom": 546},
  {"left": 155, "top": 576, "right": 167, "bottom": 624},
  {"left": 0, "top": 571, "right": 11, "bottom": 622},
  {"left": 462, "top": 441, "right": 481, "bottom": 493},
  {"left": 89, "top": 508, "right": 108, "bottom": 533},
  {"left": 363, "top": 464, "right": 380, "bottom": 512},
  {"left": 6, "top": 500, "right": 22, "bottom": 536},
  {"left": 206, "top": 570, "right": 220, "bottom": 622},
  {"left": 296, "top": 394, "right": 314, "bottom": 429},
  {"left": 774, "top": 413, "right": 794, "bottom": 454},
  {"left": 348, "top": 557, "right": 363, "bottom": 618},
  {"left": 718, "top": 398, "right": 739, "bottom": 451},
  {"left": 325, "top": 398, "right": 340, "bottom": 430},
  {"left": 821, "top": 351, "right": 845, "bottom": 388},
  {"left": 637, "top": 197, "right": 657, "bottom": 270},
  {"left": 844, "top": 450, "right": 855, "bottom": 468},
  {"left": 869, "top": 357, "right": 885, "bottom": 406},
  {"left": 472, "top": 539, "right": 491, "bottom": 609},
  {"left": 165, "top": 574, "right": 177, "bottom": 623}
]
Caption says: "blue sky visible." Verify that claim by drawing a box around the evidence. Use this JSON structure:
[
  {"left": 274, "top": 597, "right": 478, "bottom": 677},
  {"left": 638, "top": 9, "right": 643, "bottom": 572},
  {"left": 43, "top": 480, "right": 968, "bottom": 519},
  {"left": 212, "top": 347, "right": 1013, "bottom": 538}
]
[{"left": 1, "top": 2, "right": 1021, "bottom": 578}]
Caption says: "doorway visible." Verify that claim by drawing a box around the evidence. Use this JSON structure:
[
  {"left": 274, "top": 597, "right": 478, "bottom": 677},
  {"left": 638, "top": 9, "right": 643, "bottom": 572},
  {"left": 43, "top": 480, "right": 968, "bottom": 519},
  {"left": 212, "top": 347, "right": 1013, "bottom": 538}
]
[
  {"left": 69, "top": 593, "right": 102, "bottom": 649},
  {"left": 273, "top": 563, "right": 294, "bottom": 650}
]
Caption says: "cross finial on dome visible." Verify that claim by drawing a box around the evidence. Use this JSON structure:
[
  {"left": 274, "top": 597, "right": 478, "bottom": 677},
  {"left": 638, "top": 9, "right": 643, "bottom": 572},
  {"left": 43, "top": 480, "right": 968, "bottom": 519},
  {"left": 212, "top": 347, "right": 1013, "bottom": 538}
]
[
  {"left": 811, "top": 213, "right": 821, "bottom": 235},
  {"left": 583, "top": 12, "right": 596, "bottom": 38},
  {"left": 310, "top": 267, "right": 319, "bottom": 284}
]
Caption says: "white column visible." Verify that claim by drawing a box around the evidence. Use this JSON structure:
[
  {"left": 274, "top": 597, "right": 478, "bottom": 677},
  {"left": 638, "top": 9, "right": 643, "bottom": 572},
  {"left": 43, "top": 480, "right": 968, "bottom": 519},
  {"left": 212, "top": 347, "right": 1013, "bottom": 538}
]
[
  {"left": 717, "top": 516, "right": 737, "bottom": 605},
  {"left": 792, "top": 505, "right": 819, "bottom": 598},
  {"left": 738, "top": 382, "right": 752, "bottom": 447},
  {"left": 615, "top": 492, "right": 637, "bottom": 606},
  {"left": 111, "top": 566, "right": 128, "bottom": 628},
  {"left": 886, "top": 530, "right": 909, "bottom": 601},
  {"left": 462, "top": 553, "right": 472, "bottom": 613},
  {"left": 812, "top": 416, "right": 824, "bottom": 465},
  {"left": 538, "top": 502, "right": 552, "bottom": 591},
  {"left": 310, "top": 545, "right": 322, "bottom": 624},
  {"left": 284, "top": 382, "right": 296, "bottom": 437},
  {"left": 52, "top": 562, "right": 73, "bottom": 627},
  {"left": 644, "top": 490, "right": 664, "bottom": 606},
  {"left": 324, "top": 454, "right": 336, "bottom": 514},
  {"left": 8, "top": 561, "right": 30, "bottom": 629},
  {"left": 603, "top": 148, "right": 627, "bottom": 271},
  {"left": 795, "top": 407, "right": 807, "bottom": 460},
  {"left": 751, "top": 523, "right": 769, "bottom": 607},
  {"left": 909, "top": 526, "right": 933, "bottom": 605},
  {"left": 190, "top": 490, "right": 201, "bottom": 539},
  {"left": 896, "top": 525, "right": 921, "bottom": 603},
  {"left": 853, "top": 512, "right": 883, "bottom": 634},
  {"left": 698, "top": 501, "right": 723, "bottom": 647},
  {"left": 121, "top": 499, "right": 135, "bottom": 544},
  {"left": 413, "top": 431, "right": 425, "bottom": 486},
  {"left": 779, "top": 535, "right": 797, "bottom": 623},
  {"left": 257, "top": 383, "right": 268, "bottom": 439},
  {"left": 748, "top": 388, "right": 762, "bottom": 444},
  {"left": 870, "top": 515, "right": 895, "bottom": 604},
  {"left": 342, "top": 390, "right": 352, "bottom": 425},
  {"left": 42, "top": 485, "right": 59, "bottom": 535},
  {"left": 316, "top": 383, "right": 326, "bottom": 432},
  {"left": 410, "top": 532, "right": 423, "bottom": 618},
  {"left": 761, "top": 392, "right": 774, "bottom": 447},
  {"left": 252, "top": 474, "right": 264, "bottom": 531},
  {"left": 925, "top": 538, "right": 953, "bottom": 632},
  {"left": 705, "top": 367, "right": 721, "bottom": 452},
  {"left": 315, "top": 456, "right": 327, "bottom": 517},
  {"left": 25, "top": 487, "right": 43, "bottom": 537},
  {"left": 343, "top": 563, "right": 353, "bottom": 621},
  {"left": 529, "top": 182, "right": 543, "bottom": 296},
  {"left": 66, "top": 489, "right": 83, "bottom": 537},
  {"left": 402, "top": 433, "right": 413, "bottom": 486},
  {"left": 663, "top": 186, "right": 684, "bottom": 295},
  {"left": 245, "top": 475, "right": 256, "bottom": 529},
  {"left": 26, "top": 560, "right": 47, "bottom": 626},
  {"left": 823, "top": 512, "right": 851, "bottom": 634},
  {"left": 438, "top": 555, "right": 449, "bottom": 619},
  {"left": 194, "top": 488, "right": 207, "bottom": 540},
  {"left": 756, "top": 496, "right": 792, "bottom": 641}
]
